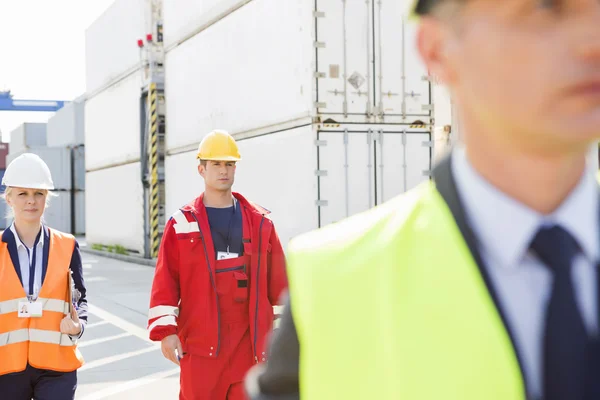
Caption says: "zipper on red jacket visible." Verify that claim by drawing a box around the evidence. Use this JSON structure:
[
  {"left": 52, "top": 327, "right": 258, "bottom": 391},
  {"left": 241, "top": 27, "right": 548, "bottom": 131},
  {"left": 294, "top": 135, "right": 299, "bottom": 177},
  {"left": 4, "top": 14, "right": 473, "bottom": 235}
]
[
  {"left": 190, "top": 211, "right": 221, "bottom": 358},
  {"left": 253, "top": 216, "right": 265, "bottom": 363}
]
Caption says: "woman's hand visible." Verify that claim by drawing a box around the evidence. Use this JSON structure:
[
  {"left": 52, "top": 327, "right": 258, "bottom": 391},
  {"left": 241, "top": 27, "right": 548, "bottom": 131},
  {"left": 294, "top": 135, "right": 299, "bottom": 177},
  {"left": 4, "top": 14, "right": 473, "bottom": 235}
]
[{"left": 60, "top": 307, "right": 81, "bottom": 336}]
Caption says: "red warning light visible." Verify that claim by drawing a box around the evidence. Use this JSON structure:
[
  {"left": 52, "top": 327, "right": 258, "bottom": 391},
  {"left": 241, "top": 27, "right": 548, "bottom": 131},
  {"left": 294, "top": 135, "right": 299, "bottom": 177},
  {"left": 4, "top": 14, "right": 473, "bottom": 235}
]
[
  {"left": 146, "top": 33, "right": 153, "bottom": 42},
  {"left": 137, "top": 39, "right": 144, "bottom": 48}
]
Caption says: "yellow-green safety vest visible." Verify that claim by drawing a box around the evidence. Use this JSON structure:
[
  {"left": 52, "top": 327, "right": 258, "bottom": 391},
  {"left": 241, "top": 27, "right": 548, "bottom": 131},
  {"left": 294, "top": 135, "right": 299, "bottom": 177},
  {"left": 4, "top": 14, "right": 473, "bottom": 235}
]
[{"left": 286, "top": 180, "right": 525, "bottom": 400}]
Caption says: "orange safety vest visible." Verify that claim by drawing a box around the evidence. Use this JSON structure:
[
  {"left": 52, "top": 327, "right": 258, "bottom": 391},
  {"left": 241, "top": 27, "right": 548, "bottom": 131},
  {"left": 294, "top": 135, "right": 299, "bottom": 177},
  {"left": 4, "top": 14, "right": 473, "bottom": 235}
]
[{"left": 0, "top": 228, "right": 84, "bottom": 375}]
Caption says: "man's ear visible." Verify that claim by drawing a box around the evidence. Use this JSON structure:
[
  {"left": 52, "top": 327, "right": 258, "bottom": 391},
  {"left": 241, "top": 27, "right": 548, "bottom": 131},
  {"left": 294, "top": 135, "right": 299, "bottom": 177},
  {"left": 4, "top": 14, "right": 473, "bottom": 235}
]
[
  {"left": 198, "top": 163, "right": 205, "bottom": 178},
  {"left": 416, "top": 18, "right": 457, "bottom": 87}
]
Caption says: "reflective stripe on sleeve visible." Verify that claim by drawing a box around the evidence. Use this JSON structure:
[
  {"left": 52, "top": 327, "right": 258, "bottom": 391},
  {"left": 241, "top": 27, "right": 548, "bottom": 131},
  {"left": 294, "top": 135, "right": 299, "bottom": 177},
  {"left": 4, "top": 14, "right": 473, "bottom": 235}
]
[
  {"left": 148, "top": 305, "right": 179, "bottom": 320},
  {"left": 148, "top": 315, "right": 177, "bottom": 332}
]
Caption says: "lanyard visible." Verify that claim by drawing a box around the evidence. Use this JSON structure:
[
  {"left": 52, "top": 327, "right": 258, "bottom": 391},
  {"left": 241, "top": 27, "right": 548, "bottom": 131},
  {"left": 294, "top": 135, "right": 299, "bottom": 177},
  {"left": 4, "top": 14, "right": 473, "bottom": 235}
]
[
  {"left": 18, "top": 229, "right": 42, "bottom": 299},
  {"left": 225, "top": 199, "right": 237, "bottom": 254},
  {"left": 214, "top": 198, "right": 238, "bottom": 254}
]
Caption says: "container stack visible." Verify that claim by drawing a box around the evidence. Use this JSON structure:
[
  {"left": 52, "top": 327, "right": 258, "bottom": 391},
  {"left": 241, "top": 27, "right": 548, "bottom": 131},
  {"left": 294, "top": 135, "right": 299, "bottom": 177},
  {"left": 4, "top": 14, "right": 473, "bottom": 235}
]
[
  {"left": 7, "top": 98, "right": 86, "bottom": 235},
  {"left": 0, "top": 142, "right": 10, "bottom": 229},
  {"left": 83, "top": 0, "right": 147, "bottom": 254}
]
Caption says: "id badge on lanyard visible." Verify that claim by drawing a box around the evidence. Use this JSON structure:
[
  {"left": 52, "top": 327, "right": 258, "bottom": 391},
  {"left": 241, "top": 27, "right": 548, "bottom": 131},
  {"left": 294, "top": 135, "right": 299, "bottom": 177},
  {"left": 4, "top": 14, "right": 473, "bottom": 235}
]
[
  {"left": 216, "top": 198, "right": 240, "bottom": 260},
  {"left": 18, "top": 229, "right": 43, "bottom": 318}
]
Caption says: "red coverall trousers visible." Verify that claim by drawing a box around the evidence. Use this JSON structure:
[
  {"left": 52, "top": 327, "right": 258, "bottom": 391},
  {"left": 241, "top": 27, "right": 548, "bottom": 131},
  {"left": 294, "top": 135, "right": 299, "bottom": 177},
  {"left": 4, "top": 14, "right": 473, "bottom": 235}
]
[{"left": 180, "top": 255, "right": 254, "bottom": 400}]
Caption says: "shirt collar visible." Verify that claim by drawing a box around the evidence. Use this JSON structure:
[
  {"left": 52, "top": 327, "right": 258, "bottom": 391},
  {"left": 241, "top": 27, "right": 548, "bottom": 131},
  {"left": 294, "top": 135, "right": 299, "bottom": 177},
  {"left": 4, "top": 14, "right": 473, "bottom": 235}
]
[
  {"left": 451, "top": 146, "right": 600, "bottom": 268},
  {"left": 9, "top": 223, "right": 45, "bottom": 249}
]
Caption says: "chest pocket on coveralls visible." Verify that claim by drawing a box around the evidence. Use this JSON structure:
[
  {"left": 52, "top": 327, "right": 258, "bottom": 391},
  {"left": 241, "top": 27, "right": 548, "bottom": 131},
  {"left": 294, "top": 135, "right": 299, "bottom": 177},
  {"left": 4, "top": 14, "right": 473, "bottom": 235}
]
[{"left": 215, "top": 255, "right": 250, "bottom": 303}]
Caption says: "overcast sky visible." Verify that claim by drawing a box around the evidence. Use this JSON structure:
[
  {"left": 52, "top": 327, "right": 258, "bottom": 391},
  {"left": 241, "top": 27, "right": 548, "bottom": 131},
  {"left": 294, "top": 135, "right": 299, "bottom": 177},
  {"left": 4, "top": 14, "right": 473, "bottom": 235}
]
[{"left": 0, "top": 0, "right": 114, "bottom": 142}]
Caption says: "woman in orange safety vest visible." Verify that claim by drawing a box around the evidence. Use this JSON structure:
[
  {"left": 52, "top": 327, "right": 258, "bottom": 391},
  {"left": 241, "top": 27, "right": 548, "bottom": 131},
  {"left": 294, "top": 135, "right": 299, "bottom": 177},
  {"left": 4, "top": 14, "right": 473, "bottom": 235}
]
[{"left": 0, "top": 153, "right": 88, "bottom": 400}]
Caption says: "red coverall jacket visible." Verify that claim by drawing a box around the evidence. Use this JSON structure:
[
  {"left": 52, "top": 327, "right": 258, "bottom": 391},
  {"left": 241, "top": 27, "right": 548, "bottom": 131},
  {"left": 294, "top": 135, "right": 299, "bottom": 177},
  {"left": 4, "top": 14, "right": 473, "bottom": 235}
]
[{"left": 147, "top": 192, "right": 288, "bottom": 363}]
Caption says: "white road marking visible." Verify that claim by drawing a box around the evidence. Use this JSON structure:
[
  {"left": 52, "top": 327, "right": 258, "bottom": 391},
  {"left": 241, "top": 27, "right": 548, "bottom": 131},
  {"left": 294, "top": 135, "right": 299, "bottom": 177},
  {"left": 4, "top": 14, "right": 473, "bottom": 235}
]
[
  {"left": 85, "top": 277, "right": 108, "bottom": 282},
  {"left": 79, "top": 368, "right": 180, "bottom": 400},
  {"left": 78, "top": 346, "right": 159, "bottom": 372},
  {"left": 83, "top": 263, "right": 93, "bottom": 269},
  {"left": 85, "top": 321, "right": 110, "bottom": 329},
  {"left": 88, "top": 304, "right": 154, "bottom": 344},
  {"left": 79, "top": 332, "right": 132, "bottom": 348}
]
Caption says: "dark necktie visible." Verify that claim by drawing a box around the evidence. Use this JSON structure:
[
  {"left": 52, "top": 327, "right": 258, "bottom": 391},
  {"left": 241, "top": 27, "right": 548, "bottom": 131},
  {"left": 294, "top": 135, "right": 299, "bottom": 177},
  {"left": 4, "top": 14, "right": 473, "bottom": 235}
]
[{"left": 530, "top": 225, "right": 589, "bottom": 400}]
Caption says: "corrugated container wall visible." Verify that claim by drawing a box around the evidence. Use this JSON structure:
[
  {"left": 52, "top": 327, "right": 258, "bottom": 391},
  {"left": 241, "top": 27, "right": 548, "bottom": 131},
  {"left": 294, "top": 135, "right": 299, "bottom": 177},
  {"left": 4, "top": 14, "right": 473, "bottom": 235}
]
[
  {"left": 47, "top": 99, "right": 85, "bottom": 147},
  {"left": 85, "top": 71, "right": 143, "bottom": 170},
  {"left": 73, "top": 146, "right": 85, "bottom": 190},
  {"left": 43, "top": 192, "right": 71, "bottom": 233},
  {"left": 164, "top": 0, "right": 313, "bottom": 152},
  {"left": 85, "top": 163, "right": 145, "bottom": 254},
  {"left": 163, "top": 0, "right": 434, "bottom": 153},
  {"left": 162, "top": 0, "right": 251, "bottom": 49},
  {"left": 9, "top": 123, "right": 47, "bottom": 154},
  {"left": 85, "top": 0, "right": 147, "bottom": 95},
  {"left": 0, "top": 143, "right": 9, "bottom": 169},
  {"left": 75, "top": 191, "right": 86, "bottom": 235},
  {"left": 6, "top": 147, "right": 72, "bottom": 190}
]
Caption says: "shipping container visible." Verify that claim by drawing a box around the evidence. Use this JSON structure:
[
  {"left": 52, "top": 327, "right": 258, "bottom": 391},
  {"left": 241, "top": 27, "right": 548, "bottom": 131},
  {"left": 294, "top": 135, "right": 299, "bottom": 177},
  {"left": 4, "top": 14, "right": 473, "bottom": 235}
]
[
  {"left": 86, "top": 162, "right": 145, "bottom": 254},
  {"left": 85, "top": 0, "right": 147, "bottom": 95},
  {"left": 47, "top": 99, "right": 85, "bottom": 147},
  {"left": 0, "top": 143, "right": 9, "bottom": 170},
  {"left": 9, "top": 123, "right": 47, "bottom": 154},
  {"left": 0, "top": 202, "right": 8, "bottom": 230},
  {"left": 165, "top": 123, "right": 432, "bottom": 248},
  {"left": 73, "top": 146, "right": 85, "bottom": 191},
  {"left": 7, "top": 147, "right": 73, "bottom": 190},
  {"left": 85, "top": 71, "right": 143, "bottom": 171},
  {"left": 42, "top": 191, "right": 71, "bottom": 233},
  {"left": 163, "top": 0, "right": 444, "bottom": 152},
  {"left": 163, "top": 0, "right": 251, "bottom": 49},
  {"left": 75, "top": 191, "right": 86, "bottom": 235},
  {"left": 0, "top": 169, "right": 5, "bottom": 193}
]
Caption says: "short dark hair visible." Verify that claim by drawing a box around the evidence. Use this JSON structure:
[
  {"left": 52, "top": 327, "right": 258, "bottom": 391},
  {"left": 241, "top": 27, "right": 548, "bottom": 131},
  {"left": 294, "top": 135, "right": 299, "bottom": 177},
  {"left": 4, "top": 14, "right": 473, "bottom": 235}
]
[
  {"left": 414, "top": 0, "right": 440, "bottom": 15},
  {"left": 199, "top": 160, "right": 207, "bottom": 167},
  {"left": 414, "top": 0, "right": 462, "bottom": 16}
]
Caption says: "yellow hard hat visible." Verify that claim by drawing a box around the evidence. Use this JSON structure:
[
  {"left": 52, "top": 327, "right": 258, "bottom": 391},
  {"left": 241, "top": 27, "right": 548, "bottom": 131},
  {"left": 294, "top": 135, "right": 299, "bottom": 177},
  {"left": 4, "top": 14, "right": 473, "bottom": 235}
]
[{"left": 196, "top": 130, "right": 241, "bottom": 161}]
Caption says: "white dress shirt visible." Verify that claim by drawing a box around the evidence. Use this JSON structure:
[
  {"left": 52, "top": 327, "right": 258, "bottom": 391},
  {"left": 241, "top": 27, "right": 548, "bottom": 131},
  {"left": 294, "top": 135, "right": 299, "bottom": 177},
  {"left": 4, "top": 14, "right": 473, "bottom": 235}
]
[
  {"left": 451, "top": 146, "right": 599, "bottom": 399},
  {"left": 10, "top": 223, "right": 44, "bottom": 299}
]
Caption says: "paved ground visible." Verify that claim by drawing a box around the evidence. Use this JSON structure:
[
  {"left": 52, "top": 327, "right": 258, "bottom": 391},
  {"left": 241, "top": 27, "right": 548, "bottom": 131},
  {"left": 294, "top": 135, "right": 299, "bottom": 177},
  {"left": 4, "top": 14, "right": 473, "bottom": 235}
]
[{"left": 74, "top": 253, "right": 180, "bottom": 399}]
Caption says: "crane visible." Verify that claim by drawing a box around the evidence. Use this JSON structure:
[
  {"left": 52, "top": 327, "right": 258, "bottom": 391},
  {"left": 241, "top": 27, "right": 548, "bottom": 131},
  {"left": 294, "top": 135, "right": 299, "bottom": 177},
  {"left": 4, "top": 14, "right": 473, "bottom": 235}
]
[{"left": 0, "top": 90, "right": 67, "bottom": 112}]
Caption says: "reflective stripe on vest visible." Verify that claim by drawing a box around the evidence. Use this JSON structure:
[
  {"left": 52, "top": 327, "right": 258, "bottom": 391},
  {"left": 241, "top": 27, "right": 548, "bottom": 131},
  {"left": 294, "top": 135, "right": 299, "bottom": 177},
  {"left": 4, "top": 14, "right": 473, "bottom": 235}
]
[
  {"left": 0, "top": 298, "right": 70, "bottom": 315},
  {"left": 286, "top": 181, "right": 525, "bottom": 400},
  {"left": 0, "top": 228, "right": 84, "bottom": 375},
  {"left": 0, "top": 328, "right": 74, "bottom": 347}
]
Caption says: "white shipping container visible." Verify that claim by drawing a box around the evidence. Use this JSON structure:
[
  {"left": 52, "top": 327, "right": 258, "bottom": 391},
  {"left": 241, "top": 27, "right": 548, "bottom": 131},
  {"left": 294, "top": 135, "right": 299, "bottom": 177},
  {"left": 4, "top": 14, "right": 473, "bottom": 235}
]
[
  {"left": 7, "top": 147, "right": 72, "bottom": 190},
  {"left": 85, "top": 163, "right": 145, "bottom": 254},
  {"left": 85, "top": 71, "right": 143, "bottom": 171},
  {"left": 0, "top": 202, "right": 8, "bottom": 230},
  {"left": 9, "top": 123, "right": 47, "bottom": 154},
  {"left": 75, "top": 191, "right": 86, "bottom": 235},
  {"left": 47, "top": 99, "right": 85, "bottom": 147},
  {"left": 73, "top": 146, "right": 85, "bottom": 191},
  {"left": 44, "top": 191, "right": 71, "bottom": 234},
  {"left": 164, "top": 0, "right": 435, "bottom": 152},
  {"left": 165, "top": 123, "right": 432, "bottom": 248},
  {"left": 163, "top": 0, "right": 251, "bottom": 49},
  {"left": 85, "top": 0, "right": 147, "bottom": 95}
]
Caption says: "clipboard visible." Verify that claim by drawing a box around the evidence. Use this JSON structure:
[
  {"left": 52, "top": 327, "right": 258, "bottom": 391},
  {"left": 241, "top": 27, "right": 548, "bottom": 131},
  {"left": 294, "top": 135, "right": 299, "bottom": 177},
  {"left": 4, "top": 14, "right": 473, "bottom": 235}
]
[{"left": 67, "top": 270, "right": 74, "bottom": 316}]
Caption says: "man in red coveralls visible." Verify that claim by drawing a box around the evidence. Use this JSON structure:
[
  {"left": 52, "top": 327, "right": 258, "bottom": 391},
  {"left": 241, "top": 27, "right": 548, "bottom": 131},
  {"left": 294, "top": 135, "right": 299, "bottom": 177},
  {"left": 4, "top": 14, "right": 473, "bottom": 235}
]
[{"left": 147, "top": 129, "right": 288, "bottom": 399}]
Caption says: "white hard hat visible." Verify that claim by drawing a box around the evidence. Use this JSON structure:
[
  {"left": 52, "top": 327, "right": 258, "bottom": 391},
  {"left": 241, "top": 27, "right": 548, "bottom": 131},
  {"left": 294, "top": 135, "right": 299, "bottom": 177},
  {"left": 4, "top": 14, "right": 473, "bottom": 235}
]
[{"left": 2, "top": 153, "right": 55, "bottom": 190}]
